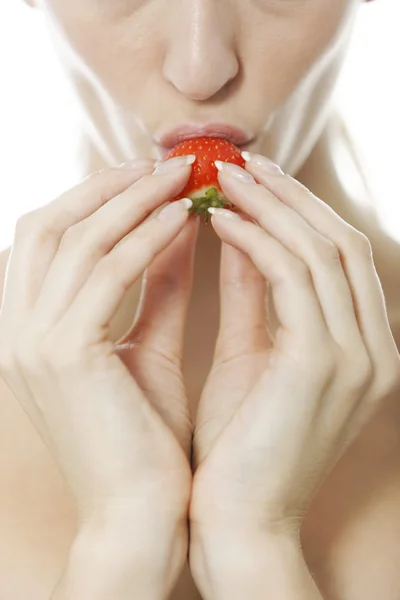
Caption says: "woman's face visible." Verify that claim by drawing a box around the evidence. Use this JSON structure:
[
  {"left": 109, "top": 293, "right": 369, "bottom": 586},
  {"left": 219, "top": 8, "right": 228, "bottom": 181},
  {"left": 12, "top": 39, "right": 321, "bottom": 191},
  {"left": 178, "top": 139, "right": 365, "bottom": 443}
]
[{"left": 32, "top": 0, "right": 360, "bottom": 172}]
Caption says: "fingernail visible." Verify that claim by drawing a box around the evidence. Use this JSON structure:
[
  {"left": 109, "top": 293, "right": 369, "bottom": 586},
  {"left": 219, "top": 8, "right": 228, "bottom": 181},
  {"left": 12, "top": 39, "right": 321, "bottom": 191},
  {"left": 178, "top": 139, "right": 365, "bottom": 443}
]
[
  {"left": 153, "top": 155, "right": 196, "bottom": 175},
  {"left": 214, "top": 161, "right": 257, "bottom": 184},
  {"left": 157, "top": 198, "right": 193, "bottom": 221},
  {"left": 208, "top": 207, "right": 242, "bottom": 221},
  {"left": 118, "top": 158, "right": 156, "bottom": 169},
  {"left": 241, "top": 151, "right": 283, "bottom": 175}
]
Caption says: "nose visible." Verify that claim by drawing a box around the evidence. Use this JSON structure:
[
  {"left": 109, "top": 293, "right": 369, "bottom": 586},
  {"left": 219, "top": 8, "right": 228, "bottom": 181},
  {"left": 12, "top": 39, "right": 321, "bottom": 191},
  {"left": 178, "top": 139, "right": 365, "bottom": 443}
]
[{"left": 162, "top": 0, "right": 240, "bottom": 101}]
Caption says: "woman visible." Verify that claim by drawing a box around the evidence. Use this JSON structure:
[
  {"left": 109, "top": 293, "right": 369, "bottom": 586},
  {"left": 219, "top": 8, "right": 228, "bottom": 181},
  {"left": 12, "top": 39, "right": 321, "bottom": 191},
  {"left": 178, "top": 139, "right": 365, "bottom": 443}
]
[{"left": 0, "top": 0, "right": 399, "bottom": 598}]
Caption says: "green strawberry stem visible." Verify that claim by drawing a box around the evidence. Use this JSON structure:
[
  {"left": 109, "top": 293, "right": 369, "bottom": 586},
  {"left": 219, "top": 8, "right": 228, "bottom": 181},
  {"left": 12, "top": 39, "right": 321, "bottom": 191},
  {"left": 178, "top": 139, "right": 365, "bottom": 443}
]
[{"left": 187, "top": 187, "right": 233, "bottom": 224}]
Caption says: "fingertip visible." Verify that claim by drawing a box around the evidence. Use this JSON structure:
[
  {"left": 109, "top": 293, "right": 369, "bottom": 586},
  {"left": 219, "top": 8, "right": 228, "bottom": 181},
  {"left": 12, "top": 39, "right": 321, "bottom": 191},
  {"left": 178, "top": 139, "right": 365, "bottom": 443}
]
[
  {"left": 157, "top": 199, "right": 193, "bottom": 222},
  {"left": 207, "top": 209, "right": 244, "bottom": 240},
  {"left": 208, "top": 207, "right": 243, "bottom": 222},
  {"left": 117, "top": 158, "right": 157, "bottom": 170}
]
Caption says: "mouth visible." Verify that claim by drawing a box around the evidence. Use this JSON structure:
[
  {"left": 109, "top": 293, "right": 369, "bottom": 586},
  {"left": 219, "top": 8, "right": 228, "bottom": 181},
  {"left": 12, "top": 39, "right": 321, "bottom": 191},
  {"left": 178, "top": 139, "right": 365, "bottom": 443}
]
[{"left": 155, "top": 122, "right": 255, "bottom": 159}]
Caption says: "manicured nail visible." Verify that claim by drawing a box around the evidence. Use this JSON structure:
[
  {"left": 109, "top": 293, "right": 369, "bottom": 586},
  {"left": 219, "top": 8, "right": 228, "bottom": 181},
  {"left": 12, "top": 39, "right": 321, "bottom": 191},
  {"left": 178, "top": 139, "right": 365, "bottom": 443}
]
[
  {"left": 241, "top": 151, "right": 283, "bottom": 175},
  {"left": 214, "top": 161, "right": 257, "bottom": 184},
  {"left": 118, "top": 158, "right": 156, "bottom": 169},
  {"left": 153, "top": 155, "right": 196, "bottom": 175},
  {"left": 208, "top": 207, "right": 242, "bottom": 221},
  {"left": 157, "top": 198, "right": 193, "bottom": 221}
]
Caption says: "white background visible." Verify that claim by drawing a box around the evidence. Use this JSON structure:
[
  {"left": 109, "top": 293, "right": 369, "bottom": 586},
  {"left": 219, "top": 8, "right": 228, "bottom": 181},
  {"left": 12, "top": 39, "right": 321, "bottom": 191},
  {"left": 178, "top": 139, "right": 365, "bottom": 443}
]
[{"left": 0, "top": 0, "right": 399, "bottom": 250}]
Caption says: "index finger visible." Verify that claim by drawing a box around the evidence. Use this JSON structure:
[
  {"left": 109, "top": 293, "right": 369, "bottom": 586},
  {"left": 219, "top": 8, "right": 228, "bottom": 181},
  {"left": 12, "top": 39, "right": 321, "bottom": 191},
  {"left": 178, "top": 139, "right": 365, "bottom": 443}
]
[{"left": 2, "top": 163, "right": 156, "bottom": 318}]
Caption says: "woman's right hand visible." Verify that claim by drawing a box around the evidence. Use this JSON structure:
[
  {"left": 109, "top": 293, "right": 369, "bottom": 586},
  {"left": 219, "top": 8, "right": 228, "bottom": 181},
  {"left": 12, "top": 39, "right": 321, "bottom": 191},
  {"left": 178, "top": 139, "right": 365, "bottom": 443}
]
[{"left": 0, "top": 156, "right": 197, "bottom": 544}]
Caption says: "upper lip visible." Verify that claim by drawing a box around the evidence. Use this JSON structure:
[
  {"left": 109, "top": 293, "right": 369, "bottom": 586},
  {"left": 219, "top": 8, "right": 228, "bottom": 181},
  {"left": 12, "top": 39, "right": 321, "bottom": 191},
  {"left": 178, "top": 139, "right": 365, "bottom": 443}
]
[{"left": 157, "top": 123, "right": 255, "bottom": 149}]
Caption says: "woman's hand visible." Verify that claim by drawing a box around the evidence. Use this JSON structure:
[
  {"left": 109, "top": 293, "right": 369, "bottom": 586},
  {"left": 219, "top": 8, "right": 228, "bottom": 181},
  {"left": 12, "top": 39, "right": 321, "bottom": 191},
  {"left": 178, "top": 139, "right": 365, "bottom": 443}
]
[
  {"left": 190, "top": 154, "right": 400, "bottom": 597},
  {"left": 0, "top": 156, "right": 198, "bottom": 598}
]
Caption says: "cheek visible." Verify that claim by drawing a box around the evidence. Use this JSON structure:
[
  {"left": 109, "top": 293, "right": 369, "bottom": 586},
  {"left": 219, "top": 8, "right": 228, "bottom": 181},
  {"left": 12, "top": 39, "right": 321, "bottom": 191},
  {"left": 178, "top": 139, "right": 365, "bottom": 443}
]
[
  {"left": 244, "top": 0, "right": 356, "bottom": 102},
  {"left": 43, "top": 1, "right": 159, "bottom": 100}
]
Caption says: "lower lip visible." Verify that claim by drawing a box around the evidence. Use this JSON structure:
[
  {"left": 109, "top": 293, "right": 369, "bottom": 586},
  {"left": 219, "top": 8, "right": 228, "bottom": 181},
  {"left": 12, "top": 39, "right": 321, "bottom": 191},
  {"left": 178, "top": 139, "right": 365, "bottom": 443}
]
[{"left": 157, "top": 141, "right": 252, "bottom": 161}]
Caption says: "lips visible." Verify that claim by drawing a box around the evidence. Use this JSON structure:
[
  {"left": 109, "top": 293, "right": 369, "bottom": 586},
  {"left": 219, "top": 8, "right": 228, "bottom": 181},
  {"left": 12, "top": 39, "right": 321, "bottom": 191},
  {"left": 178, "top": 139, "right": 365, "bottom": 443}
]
[{"left": 157, "top": 123, "right": 254, "bottom": 151}]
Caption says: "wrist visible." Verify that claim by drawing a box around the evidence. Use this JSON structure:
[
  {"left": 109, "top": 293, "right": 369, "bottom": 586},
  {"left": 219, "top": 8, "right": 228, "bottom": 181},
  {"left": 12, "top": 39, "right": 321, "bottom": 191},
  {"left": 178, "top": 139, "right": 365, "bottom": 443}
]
[
  {"left": 190, "top": 526, "right": 321, "bottom": 600},
  {"left": 52, "top": 512, "right": 188, "bottom": 600}
]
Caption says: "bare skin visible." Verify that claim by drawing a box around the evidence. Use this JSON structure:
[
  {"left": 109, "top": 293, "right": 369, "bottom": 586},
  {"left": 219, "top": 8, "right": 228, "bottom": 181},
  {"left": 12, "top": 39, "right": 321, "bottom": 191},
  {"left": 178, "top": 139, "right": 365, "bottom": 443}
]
[
  {"left": 1, "top": 0, "right": 400, "bottom": 598},
  {"left": 1, "top": 114, "right": 400, "bottom": 600}
]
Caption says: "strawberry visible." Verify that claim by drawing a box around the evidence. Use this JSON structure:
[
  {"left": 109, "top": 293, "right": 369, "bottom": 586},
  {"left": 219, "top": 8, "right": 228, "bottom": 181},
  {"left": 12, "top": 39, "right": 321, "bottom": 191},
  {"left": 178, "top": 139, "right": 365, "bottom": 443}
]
[{"left": 165, "top": 137, "right": 245, "bottom": 223}]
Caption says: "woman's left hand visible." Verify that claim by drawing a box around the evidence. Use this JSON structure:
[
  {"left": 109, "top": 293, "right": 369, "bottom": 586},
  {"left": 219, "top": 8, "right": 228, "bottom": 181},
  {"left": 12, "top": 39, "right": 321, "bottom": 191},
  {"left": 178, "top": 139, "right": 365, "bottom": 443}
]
[{"left": 191, "top": 154, "right": 400, "bottom": 540}]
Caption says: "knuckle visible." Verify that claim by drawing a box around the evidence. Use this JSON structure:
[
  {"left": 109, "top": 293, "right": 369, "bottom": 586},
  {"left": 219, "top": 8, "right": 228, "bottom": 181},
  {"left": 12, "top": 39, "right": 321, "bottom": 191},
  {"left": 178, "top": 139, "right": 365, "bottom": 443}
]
[
  {"left": 289, "top": 256, "right": 312, "bottom": 283},
  {"left": 260, "top": 243, "right": 310, "bottom": 286},
  {"left": 127, "top": 228, "right": 157, "bottom": 262},
  {"left": 59, "top": 224, "right": 108, "bottom": 263},
  {"left": 314, "top": 347, "right": 338, "bottom": 381},
  {"left": 95, "top": 254, "right": 135, "bottom": 294},
  {"left": 376, "top": 359, "right": 400, "bottom": 398},
  {"left": 312, "top": 238, "right": 341, "bottom": 266},
  {"left": 14, "top": 209, "right": 41, "bottom": 238},
  {"left": 345, "top": 229, "right": 373, "bottom": 260},
  {"left": 141, "top": 220, "right": 161, "bottom": 246},
  {"left": 81, "top": 170, "right": 119, "bottom": 208},
  {"left": 93, "top": 255, "right": 113, "bottom": 278},
  {"left": 345, "top": 352, "right": 373, "bottom": 393},
  {"left": 15, "top": 208, "right": 59, "bottom": 246},
  {"left": 291, "top": 339, "right": 337, "bottom": 382},
  {"left": 59, "top": 223, "right": 86, "bottom": 248}
]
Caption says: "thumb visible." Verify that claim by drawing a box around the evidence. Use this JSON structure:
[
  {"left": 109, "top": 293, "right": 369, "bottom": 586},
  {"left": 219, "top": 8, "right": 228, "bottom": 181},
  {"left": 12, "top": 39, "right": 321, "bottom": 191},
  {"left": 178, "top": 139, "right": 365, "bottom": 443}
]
[{"left": 119, "top": 214, "right": 200, "bottom": 364}]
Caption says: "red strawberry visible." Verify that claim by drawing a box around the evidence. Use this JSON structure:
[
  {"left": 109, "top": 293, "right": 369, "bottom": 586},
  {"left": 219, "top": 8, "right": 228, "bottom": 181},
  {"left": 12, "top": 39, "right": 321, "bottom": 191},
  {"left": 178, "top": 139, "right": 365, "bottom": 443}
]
[{"left": 165, "top": 137, "right": 245, "bottom": 223}]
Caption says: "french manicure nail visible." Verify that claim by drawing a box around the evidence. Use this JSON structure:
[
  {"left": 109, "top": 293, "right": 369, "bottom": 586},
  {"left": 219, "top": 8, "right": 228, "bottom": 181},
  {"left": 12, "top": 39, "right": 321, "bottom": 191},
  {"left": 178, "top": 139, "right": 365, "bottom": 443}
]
[
  {"left": 153, "top": 155, "right": 196, "bottom": 175},
  {"left": 118, "top": 158, "right": 156, "bottom": 169},
  {"left": 157, "top": 198, "right": 193, "bottom": 221},
  {"left": 208, "top": 207, "right": 242, "bottom": 221},
  {"left": 214, "top": 160, "right": 257, "bottom": 184},
  {"left": 241, "top": 151, "right": 283, "bottom": 175}
]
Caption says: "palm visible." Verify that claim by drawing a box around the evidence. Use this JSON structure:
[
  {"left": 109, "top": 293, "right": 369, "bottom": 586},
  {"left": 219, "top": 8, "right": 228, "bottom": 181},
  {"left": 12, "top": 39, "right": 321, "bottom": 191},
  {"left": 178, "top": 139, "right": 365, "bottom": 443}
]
[
  {"left": 194, "top": 349, "right": 267, "bottom": 468},
  {"left": 192, "top": 233, "right": 273, "bottom": 471},
  {"left": 114, "top": 216, "right": 199, "bottom": 462},
  {"left": 117, "top": 343, "right": 192, "bottom": 458}
]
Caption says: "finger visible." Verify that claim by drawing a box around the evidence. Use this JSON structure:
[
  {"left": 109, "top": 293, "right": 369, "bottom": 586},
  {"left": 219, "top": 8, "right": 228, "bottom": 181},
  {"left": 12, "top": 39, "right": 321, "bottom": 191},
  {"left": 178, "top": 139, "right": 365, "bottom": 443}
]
[
  {"left": 119, "top": 214, "right": 200, "bottom": 364},
  {"left": 214, "top": 236, "right": 271, "bottom": 365},
  {"left": 2, "top": 162, "right": 157, "bottom": 319},
  {"left": 33, "top": 160, "right": 194, "bottom": 328},
  {"left": 55, "top": 199, "right": 193, "bottom": 348},
  {"left": 215, "top": 164, "right": 361, "bottom": 350},
  {"left": 243, "top": 156, "right": 399, "bottom": 387},
  {"left": 208, "top": 209, "right": 328, "bottom": 349}
]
